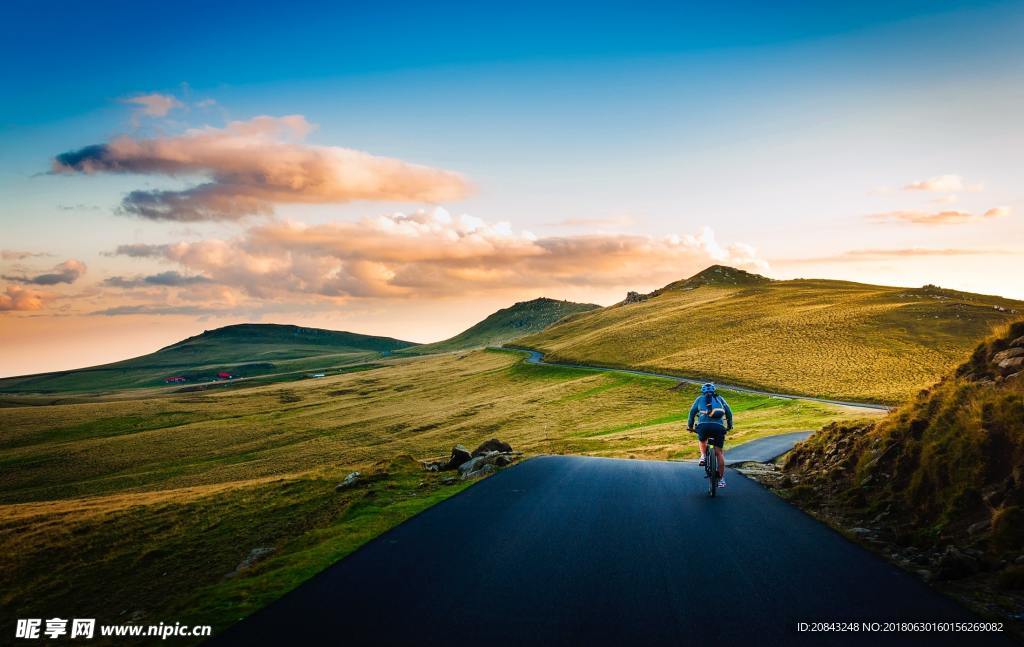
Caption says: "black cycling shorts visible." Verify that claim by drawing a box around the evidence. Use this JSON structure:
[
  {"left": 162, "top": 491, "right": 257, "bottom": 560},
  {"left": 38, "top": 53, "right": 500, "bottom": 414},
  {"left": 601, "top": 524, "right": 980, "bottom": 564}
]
[{"left": 696, "top": 427, "right": 726, "bottom": 448}]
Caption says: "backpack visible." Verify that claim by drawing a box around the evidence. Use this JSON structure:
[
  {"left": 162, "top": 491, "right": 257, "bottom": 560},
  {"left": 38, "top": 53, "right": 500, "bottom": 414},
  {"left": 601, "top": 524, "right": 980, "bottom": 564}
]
[{"left": 703, "top": 393, "right": 726, "bottom": 420}]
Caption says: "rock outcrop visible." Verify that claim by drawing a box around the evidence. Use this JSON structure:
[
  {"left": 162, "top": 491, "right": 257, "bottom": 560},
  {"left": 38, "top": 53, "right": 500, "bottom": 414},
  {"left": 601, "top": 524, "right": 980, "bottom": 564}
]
[
  {"left": 458, "top": 449, "right": 523, "bottom": 479},
  {"left": 472, "top": 438, "right": 512, "bottom": 456},
  {"left": 334, "top": 471, "right": 361, "bottom": 491},
  {"left": 424, "top": 445, "right": 473, "bottom": 472},
  {"left": 424, "top": 439, "right": 521, "bottom": 479}
]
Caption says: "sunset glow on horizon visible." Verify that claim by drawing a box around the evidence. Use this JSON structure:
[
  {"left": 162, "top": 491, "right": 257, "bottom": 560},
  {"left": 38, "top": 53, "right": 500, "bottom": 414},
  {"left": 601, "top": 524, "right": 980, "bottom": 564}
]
[{"left": 2, "top": 0, "right": 1023, "bottom": 377}]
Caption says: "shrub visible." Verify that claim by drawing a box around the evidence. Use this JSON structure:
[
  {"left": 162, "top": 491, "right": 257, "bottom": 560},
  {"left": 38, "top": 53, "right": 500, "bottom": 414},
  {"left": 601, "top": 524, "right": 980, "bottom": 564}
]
[
  {"left": 996, "top": 565, "right": 1024, "bottom": 591},
  {"left": 992, "top": 506, "right": 1024, "bottom": 552}
]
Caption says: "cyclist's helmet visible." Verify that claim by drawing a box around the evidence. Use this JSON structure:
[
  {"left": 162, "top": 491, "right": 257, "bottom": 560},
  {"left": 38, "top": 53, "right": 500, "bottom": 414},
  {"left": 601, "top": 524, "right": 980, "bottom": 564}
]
[{"left": 701, "top": 382, "right": 716, "bottom": 394}]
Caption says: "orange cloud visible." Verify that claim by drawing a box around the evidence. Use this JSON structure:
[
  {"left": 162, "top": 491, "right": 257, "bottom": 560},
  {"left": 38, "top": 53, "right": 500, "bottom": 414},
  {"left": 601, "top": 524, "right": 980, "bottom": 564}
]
[
  {"left": 868, "top": 206, "right": 1010, "bottom": 225},
  {"left": 52, "top": 116, "right": 471, "bottom": 221},
  {"left": 776, "top": 247, "right": 1011, "bottom": 265},
  {"left": 902, "top": 174, "right": 983, "bottom": 193},
  {"left": 0, "top": 286, "right": 47, "bottom": 311},
  {"left": 1, "top": 250, "right": 51, "bottom": 261},
  {"left": 111, "top": 209, "right": 767, "bottom": 302}
]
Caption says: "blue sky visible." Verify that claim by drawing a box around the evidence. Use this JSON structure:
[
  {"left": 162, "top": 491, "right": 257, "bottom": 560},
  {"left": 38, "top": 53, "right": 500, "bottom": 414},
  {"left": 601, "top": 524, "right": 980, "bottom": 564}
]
[
  {"left": 1, "top": 1, "right": 1003, "bottom": 119},
  {"left": 1, "top": 0, "right": 1023, "bottom": 375}
]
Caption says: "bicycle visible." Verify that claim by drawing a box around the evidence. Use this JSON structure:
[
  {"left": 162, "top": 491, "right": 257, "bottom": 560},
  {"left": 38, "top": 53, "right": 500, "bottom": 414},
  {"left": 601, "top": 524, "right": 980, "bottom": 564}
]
[
  {"left": 690, "top": 427, "right": 724, "bottom": 496},
  {"left": 704, "top": 442, "right": 721, "bottom": 496}
]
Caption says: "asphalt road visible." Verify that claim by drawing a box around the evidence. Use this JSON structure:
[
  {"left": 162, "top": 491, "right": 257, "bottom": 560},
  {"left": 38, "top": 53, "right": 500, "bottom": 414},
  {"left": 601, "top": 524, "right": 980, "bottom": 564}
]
[
  {"left": 519, "top": 349, "right": 890, "bottom": 412},
  {"left": 212, "top": 456, "right": 1010, "bottom": 646},
  {"left": 725, "top": 431, "right": 814, "bottom": 464}
]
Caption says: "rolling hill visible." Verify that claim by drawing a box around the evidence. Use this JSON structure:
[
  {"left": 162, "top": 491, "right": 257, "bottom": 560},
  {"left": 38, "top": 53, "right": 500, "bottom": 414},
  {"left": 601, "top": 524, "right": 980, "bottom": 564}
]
[
  {"left": 400, "top": 297, "right": 600, "bottom": 355},
  {"left": 0, "top": 323, "right": 416, "bottom": 394},
  {"left": 514, "top": 265, "right": 1023, "bottom": 402}
]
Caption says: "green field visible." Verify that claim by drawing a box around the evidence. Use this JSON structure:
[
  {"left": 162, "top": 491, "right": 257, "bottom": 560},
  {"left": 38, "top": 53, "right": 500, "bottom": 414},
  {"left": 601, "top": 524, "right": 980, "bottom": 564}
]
[
  {"left": 0, "top": 323, "right": 415, "bottom": 394},
  {"left": 0, "top": 349, "right": 878, "bottom": 641},
  {"left": 516, "top": 266, "right": 1022, "bottom": 403}
]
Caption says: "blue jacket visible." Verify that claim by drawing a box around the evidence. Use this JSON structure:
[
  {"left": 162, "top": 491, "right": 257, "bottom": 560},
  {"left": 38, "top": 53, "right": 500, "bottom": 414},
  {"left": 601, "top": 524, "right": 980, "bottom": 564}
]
[{"left": 688, "top": 393, "right": 733, "bottom": 432}]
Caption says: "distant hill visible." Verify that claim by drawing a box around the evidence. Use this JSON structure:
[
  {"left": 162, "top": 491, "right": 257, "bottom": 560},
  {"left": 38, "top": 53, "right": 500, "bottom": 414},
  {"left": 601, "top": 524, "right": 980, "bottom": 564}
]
[
  {"left": 401, "top": 298, "right": 600, "bottom": 355},
  {"left": 516, "top": 266, "right": 1023, "bottom": 402},
  {"left": 0, "top": 324, "right": 415, "bottom": 394},
  {"left": 658, "top": 264, "right": 772, "bottom": 292}
]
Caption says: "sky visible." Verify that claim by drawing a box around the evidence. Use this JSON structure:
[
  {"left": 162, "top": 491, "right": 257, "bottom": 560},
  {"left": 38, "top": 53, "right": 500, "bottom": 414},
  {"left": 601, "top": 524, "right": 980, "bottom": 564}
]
[{"left": 1, "top": 0, "right": 1023, "bottom": 377}]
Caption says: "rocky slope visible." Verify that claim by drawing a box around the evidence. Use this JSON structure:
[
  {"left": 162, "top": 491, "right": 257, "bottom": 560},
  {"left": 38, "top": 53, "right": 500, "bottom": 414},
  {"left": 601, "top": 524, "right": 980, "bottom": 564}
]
[{"left": 755, "top": 320, "right": 1024, "bottom": 629}]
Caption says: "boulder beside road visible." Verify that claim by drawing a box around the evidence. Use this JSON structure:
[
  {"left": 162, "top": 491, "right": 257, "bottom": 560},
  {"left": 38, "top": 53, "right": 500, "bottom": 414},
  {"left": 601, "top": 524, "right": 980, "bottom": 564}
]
[
  {"left": 471, "top": 438, "right": 512, "bottom": 456},
  {"left": 458, "top": 449, "right": 523, "bottom": 479},
  {"left": 424, "top": 445, "right": 473, "bottom": 472},
  {"left": 424, "top": 439, "right": 521, "bottom": 479}
]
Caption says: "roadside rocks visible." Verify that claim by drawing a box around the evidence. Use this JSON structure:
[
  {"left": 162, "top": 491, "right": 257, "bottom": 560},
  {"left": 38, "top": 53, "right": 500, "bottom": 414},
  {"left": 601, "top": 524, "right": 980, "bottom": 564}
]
[
  {"left": 424, "top": 445, "right": 473, "bottom": 472},
  {"left": 445, "top": 445, "right": 474, "bottom": 470},
  {"left": 463, "top": 463, "right": 497, "bottom": 479},
  {"left": 967, "top": 519, "right": 991, "bottom": 536},
  {"left": 998, "top": 356, "right": 1024, "bottom": 373},
  {"left": 424, "top": 439, "right": 521, "bottom": 479},
  {"left": 472, "top": 438, "right": 512, "bottom": 456},
  {"left": 226, "top": 546, "right": 276, "bottom": 579},
  {"left": 994, "top": 347, "right": 1024, "bottom": 375},
  {"left": 934, "top": 546, "right": 979, "bottom": 581},
  {"left": 994, "top": 347, "right": 1024, "bottom": 363},
  {"left": 459, "top": 449, "right": 523, "bottom": 479},
  {"left": 334, "top": 471, "right": 361, "bottom": 491}
]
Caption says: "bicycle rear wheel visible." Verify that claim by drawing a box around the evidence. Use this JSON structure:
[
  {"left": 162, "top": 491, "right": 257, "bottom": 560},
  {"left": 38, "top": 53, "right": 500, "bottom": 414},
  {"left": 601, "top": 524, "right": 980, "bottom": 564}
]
[{"left": 706, "top": 450, "right": 718, "bottom": 496}]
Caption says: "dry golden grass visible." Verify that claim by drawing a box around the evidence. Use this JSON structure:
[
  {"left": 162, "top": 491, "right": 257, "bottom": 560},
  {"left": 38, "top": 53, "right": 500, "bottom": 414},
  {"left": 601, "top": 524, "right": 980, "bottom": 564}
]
[
  {"left": 0, "top": 350, "right": 874, "bottom": 503},
  {"left": 0, "top": 349, "right": 879, "bottom": 641},
  {"left": 517, "top": 279, "right": 1022, "bottom": 403}
]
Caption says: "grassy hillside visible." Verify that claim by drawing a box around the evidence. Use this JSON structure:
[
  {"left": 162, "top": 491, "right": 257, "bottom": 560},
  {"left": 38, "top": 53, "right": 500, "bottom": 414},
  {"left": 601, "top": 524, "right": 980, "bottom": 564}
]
[
  {"left": 772, "top": 320, "right": 1024, "bottom": 626},
  {"left": 516, "top": 265, "right": 1022, "bottom": 403},
  {"left": 0, "top": 349, "right": 875, "bottom": 642},
  {"left": 400, "top": 297, "right": 599, "bottom": 355},
  {"left": 0, "top": 323, "right": 415, "bottom": 394}
]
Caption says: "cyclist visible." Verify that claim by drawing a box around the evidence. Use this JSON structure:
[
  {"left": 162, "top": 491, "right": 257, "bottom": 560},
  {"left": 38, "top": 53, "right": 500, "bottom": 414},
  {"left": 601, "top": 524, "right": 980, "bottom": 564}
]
[{"left": 687, "top": 383, "right": 733, "bottom": 487}]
